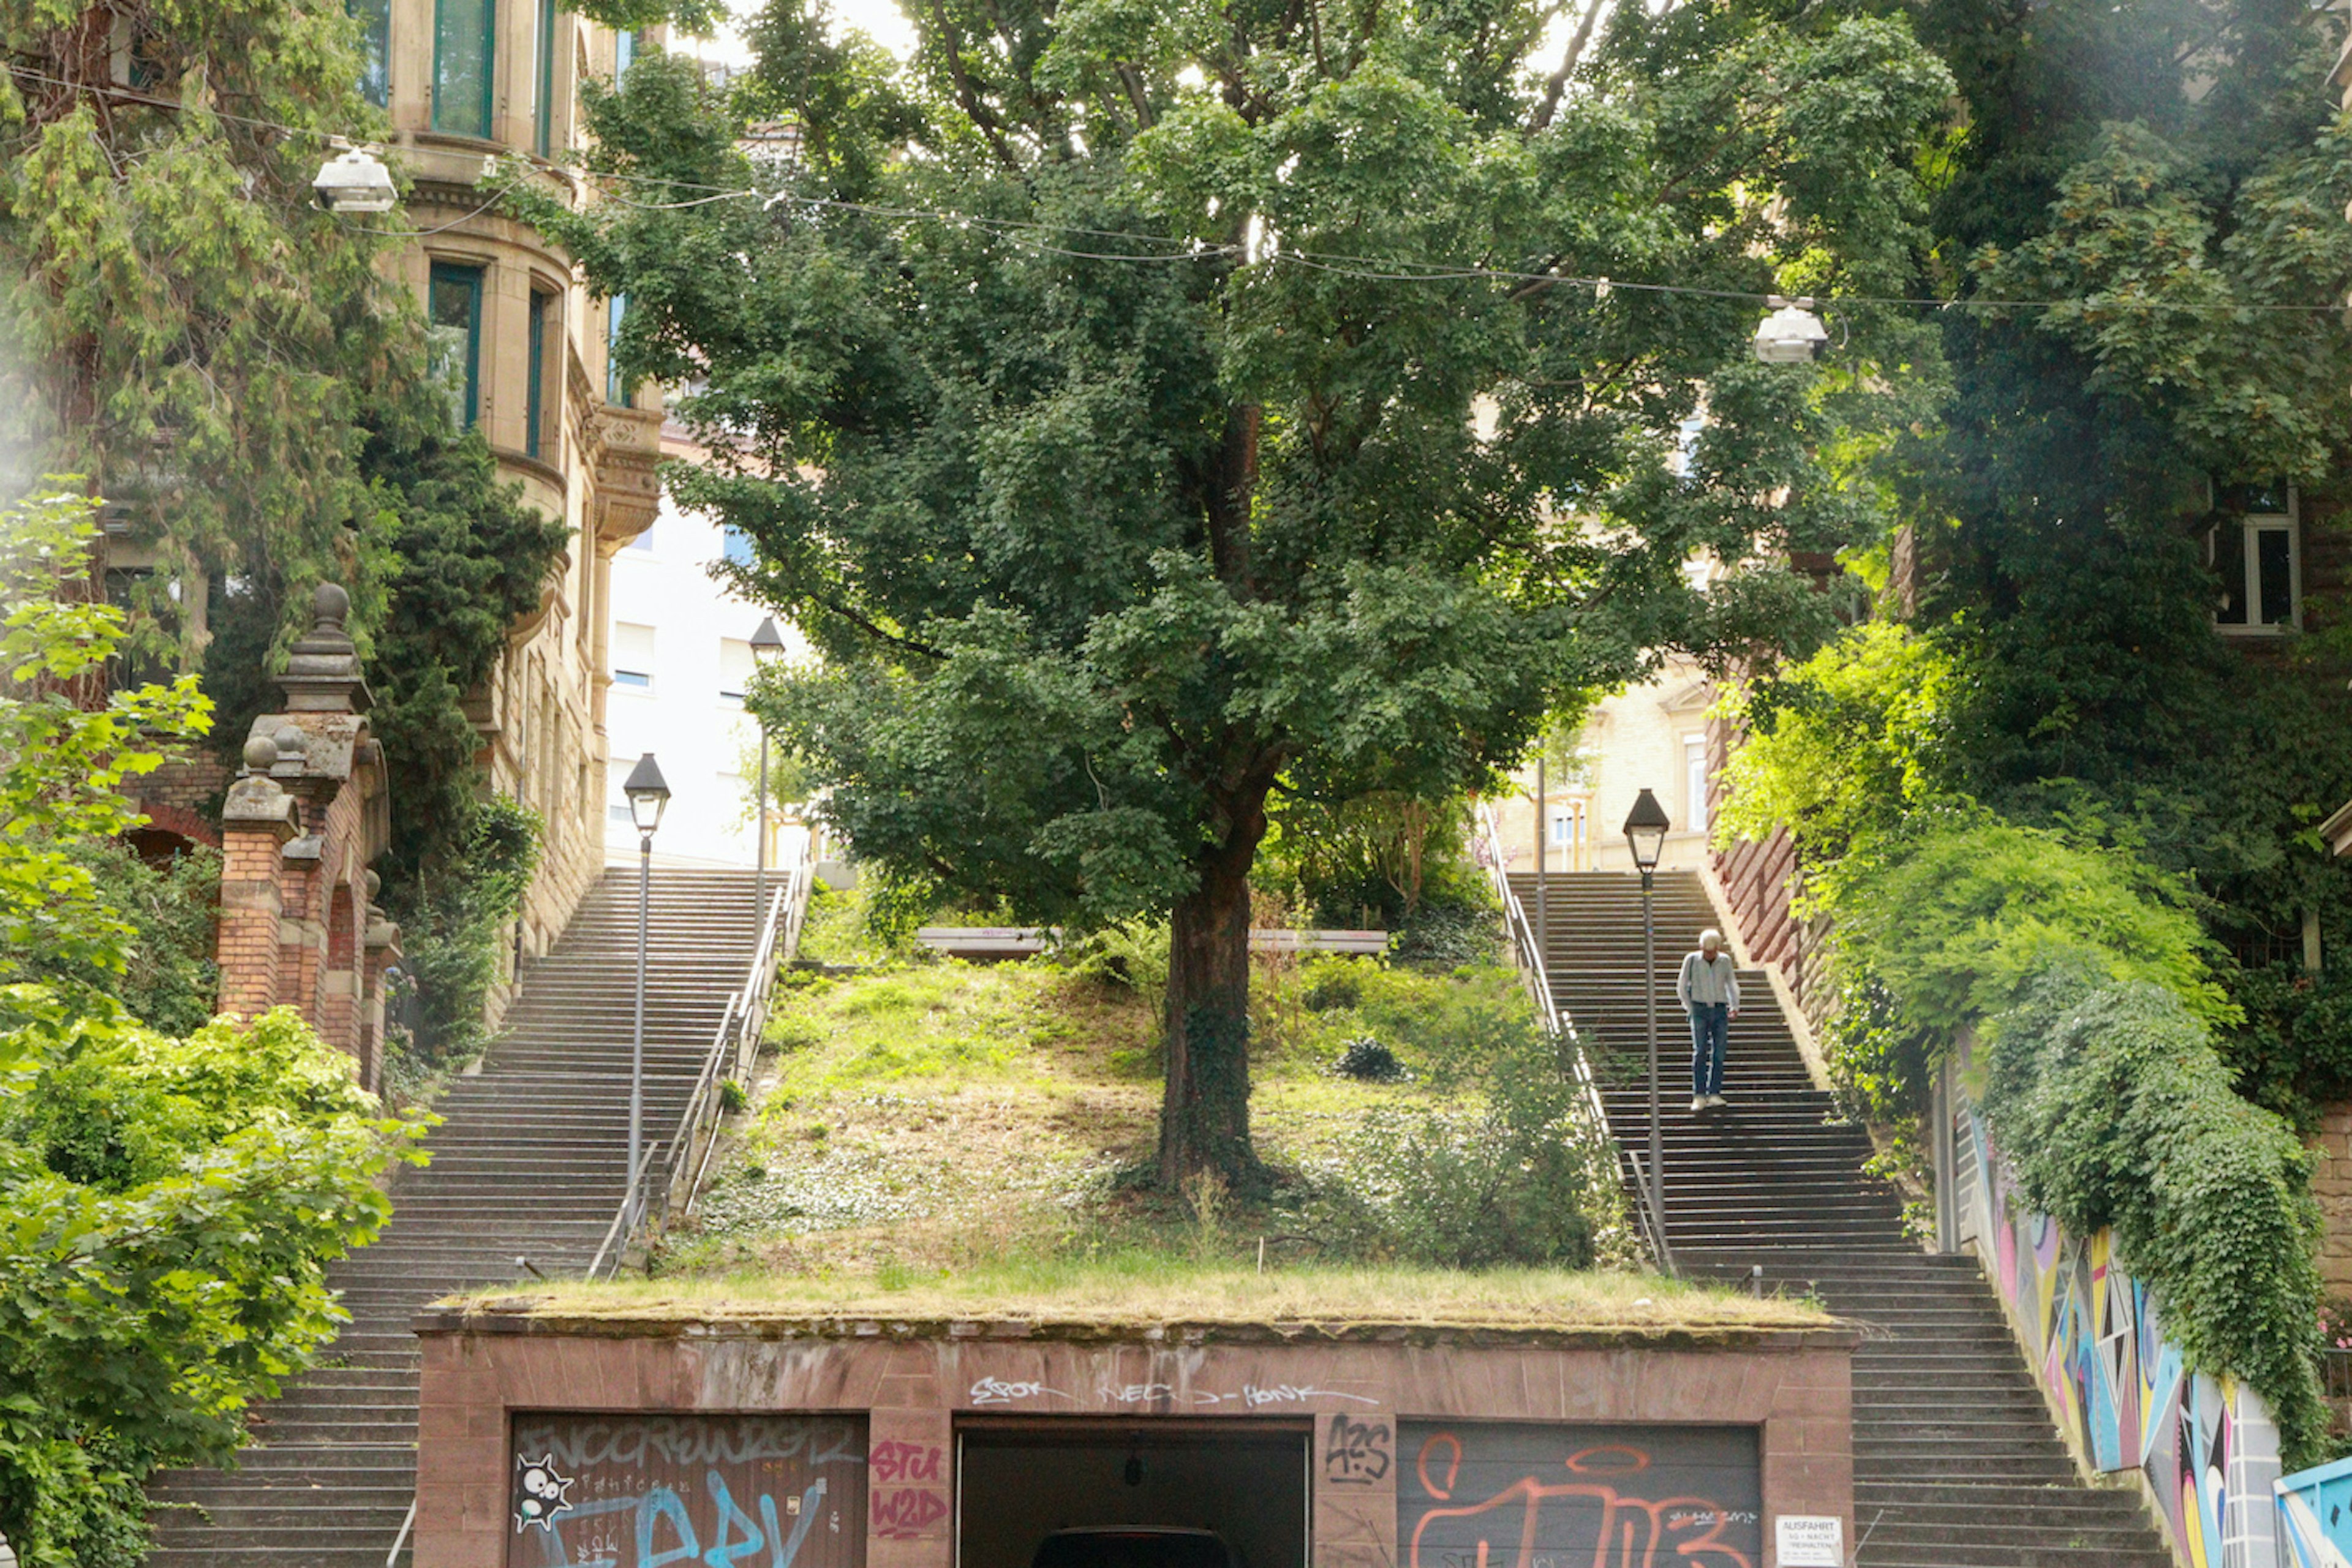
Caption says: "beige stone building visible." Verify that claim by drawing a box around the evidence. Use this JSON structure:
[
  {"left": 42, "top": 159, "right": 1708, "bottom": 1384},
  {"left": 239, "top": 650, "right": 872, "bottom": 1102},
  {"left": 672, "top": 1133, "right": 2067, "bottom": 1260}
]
[
  {"left": 1487, "top": 655, "right": 1719, "bottom": 878},
  {"left": 361, "top": 0, "right": 664, "bottom": 1008}
]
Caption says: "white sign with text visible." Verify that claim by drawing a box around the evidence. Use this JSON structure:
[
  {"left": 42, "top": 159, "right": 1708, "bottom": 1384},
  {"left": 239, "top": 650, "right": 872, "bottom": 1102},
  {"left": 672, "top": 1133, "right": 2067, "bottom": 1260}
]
[{"left": 1775, "top": 1515, "right": 1844, "bottom": 1567}]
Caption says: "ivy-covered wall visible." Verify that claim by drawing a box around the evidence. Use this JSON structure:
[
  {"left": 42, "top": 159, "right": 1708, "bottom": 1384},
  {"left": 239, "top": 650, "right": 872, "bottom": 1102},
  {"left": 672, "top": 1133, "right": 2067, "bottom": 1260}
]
[{"left": 1953, "top": 1034, "right": 2285, "bottom": 1568}]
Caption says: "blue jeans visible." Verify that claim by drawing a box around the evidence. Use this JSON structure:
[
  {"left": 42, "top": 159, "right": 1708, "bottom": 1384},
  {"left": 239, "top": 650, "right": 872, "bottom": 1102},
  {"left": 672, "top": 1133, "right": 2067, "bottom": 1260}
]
[{"left": 1689, "top": 1003, "right": 1728, "bottom": 1096}]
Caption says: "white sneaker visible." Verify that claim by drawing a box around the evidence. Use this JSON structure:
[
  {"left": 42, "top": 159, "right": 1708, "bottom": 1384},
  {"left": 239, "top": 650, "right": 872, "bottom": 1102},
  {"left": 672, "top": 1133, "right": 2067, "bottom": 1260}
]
[
  {"left": 1690, "top": 1096, "right": 1707, "bottom": 1113},
  {"left": 1708, "top": 1093, "right": 1728, "bottom": 1108}
]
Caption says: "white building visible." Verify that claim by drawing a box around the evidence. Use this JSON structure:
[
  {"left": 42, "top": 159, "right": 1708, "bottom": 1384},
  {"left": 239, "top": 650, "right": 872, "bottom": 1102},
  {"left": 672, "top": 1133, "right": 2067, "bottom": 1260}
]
[{"left": 603, "top": 472, "right": 810, "bottom": 868}]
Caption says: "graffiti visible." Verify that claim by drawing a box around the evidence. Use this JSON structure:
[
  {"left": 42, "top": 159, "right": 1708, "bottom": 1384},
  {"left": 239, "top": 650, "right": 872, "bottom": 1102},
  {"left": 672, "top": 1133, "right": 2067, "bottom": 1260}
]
[
  {"left": 970, "top": 1377, "right": 1069, "bottom": 1406},
  {"left": 1959, "top": 1069, "right": 2283, "bottom": 1568},
  {"left": 1242, "top": 1383, "right": 1378, "bottom": 1407},
  {"left": 516, "top": 1455, "right": 576, "bottom": 1532},
  {"left": 507, "top": 1415, "right": 867, "bottom": 1568},
  {"left": 871, "top": 1487, "right": 950, "bottom": 1538},
  {"left": 1325, "top": 1417, "right": 1392, "bottom": 1485},
  {"left": 1399, "top": 1422, "right": 1760, "bottom": 1568},
  {"left": 868, "top": 1442, "right": 941, "bottom": 1486}
]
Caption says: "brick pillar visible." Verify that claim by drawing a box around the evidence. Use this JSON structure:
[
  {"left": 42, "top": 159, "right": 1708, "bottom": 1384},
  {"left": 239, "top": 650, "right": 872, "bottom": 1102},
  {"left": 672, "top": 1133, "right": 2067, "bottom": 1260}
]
[
  {"left": 361, "top": 869, "right": 402, "bottom": 1097},
  {"left": 217, "top": 750, "right": 300, "bottom": 1017}
]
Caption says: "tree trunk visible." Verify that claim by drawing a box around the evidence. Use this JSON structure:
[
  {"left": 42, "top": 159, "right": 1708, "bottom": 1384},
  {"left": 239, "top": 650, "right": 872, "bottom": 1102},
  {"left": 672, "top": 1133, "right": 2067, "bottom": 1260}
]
[{"left": 1159, "top": 815, "right": 1269, "bottom": 1194}]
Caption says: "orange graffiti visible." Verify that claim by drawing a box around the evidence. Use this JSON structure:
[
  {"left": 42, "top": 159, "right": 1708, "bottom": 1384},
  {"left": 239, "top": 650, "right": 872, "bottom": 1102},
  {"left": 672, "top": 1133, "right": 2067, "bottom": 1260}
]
[{"left": 1407, "top": 1435, "right": 1752, "bottom": 1568}]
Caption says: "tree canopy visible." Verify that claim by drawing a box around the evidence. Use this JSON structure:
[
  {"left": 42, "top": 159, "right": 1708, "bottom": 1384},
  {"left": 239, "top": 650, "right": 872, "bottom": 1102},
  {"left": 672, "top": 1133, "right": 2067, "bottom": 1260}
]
[{"left": 532, "top": 0, "right": 1953, "bottom": 1186}]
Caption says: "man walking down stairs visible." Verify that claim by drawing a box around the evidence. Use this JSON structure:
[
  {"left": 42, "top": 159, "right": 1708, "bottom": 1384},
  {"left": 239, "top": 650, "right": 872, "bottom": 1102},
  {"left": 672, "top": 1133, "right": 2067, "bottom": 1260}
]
[
  {"left": 1512, "top": 868, "right": 2178, "bottom": 1568},
  {"left": 142, "top": 867, "right": 771, "bottom": 1567}
]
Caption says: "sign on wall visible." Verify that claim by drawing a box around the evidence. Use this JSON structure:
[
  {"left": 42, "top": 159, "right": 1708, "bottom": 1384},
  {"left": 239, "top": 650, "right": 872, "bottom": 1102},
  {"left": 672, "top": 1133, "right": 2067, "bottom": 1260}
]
[
  {"left": 507, "top": 1414, "right": 869, "bottom": 1568},
  {"left": 1397, "top": 1421, "right": 1762, "bottom": 1568}
]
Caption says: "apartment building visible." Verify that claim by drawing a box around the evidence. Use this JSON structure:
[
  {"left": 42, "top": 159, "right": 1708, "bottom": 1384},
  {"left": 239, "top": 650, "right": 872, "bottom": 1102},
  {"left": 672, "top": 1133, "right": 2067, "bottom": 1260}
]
[{"left": 357, "top": 0, "right": 666, "bottom": 993}]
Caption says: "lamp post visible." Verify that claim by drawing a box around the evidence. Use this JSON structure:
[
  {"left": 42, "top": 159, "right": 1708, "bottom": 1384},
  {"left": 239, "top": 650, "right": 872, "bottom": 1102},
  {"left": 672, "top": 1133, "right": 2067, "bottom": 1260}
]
[
  {"left": 622, "top": 753, "right": 671, "bottom": 1238},
  {"left": 1622, "top": 787, "right": 1672, "bottom": 1269},
  {"left": 748, "top": 616, "right": 788, "bottom": 916}
]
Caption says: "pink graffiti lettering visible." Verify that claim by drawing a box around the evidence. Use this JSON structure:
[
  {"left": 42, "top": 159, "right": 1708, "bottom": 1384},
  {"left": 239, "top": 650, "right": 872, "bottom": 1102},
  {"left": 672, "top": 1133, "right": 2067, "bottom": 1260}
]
[
  {"left": 870, "top": 1441, "right": 943, "bottom": 1485},
  {"left": 872, "top": 1487, "right": 949, "bottom": 1538}
]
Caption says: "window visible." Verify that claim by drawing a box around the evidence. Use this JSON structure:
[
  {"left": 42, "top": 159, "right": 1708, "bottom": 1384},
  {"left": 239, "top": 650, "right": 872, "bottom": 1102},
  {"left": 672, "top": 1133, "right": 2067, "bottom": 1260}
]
[
  {"left": 1685, "top": 735, "right": 1709, "bottom": 834},
  {"left": 535, "top": 0, "right": 559, "bottom": 154},
  {"left": 352, "top": 0, "right": 392, "bottom": 105},
  {"left": 426, "top": 263, "right": 484, "bottom": 428},
  {"left": 615, "top": 28, "right": 637, "bottom": 80},
  {"left": 612, "top": 622, "right": 655, "bottom": 690},
  {"left": 606, "top": 293, "right": 630, "bottom": 404},
  {"left": 722, "top": 523, "right": 755, "bottom": 567},
  {"left": 718, "top": 636, "right": 755, "bottom": 703},
  {"left": 607, "top": 760, "right": 635, "bottom": 821},
  {"left": 433, "top": 0, "right": 496, "bottom": 137},
  {"left": 526, "top": 290, "right": 549, "bottom": 459},
  {"left": 2212, "top": 483, "right": 2299, "bottom": 634}
]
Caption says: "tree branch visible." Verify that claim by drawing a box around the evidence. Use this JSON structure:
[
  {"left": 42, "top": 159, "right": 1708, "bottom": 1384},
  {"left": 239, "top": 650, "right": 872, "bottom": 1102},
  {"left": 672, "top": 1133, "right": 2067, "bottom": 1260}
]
[{"left": 1525, "top": 0, "right": 1606, "bottom": 138}]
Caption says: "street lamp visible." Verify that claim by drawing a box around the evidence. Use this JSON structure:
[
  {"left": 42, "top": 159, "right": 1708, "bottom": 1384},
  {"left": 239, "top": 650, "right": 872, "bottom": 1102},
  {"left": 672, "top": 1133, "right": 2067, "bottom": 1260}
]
[
  {"left": 1623, "top": 787, "right": 1673, "bottom": 1270},
  {"left": 748, "top": 615, "right": 788, "bottom": 918},
  {"left": 1753, "top": 296, "right": 1828, "bottom": 364},
  {"left": 622, "top": 752, "right": 671, "bottom": 1239},
  {"left": 312, "top": 145, "right": 397, "bottom": 213}
]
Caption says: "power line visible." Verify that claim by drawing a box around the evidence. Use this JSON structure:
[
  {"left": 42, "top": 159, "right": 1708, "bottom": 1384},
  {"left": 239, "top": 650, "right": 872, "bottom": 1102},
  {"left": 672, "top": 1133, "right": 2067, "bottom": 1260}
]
[{"left": 9, "top": 59, "right": 2344, "bottom": 318}]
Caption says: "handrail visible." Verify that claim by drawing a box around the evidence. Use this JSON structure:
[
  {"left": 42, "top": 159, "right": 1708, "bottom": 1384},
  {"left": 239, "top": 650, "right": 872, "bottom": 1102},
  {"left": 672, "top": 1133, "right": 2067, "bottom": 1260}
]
[
  {"left": 584, "top": 839, "right": 817, "bottom": 1278},
  {"left": 385, "top": 1496, "right": 417, "bottom": 1566},
  {"left": 1472, "top": 801, "right": 1675, "bottom": 1273}
]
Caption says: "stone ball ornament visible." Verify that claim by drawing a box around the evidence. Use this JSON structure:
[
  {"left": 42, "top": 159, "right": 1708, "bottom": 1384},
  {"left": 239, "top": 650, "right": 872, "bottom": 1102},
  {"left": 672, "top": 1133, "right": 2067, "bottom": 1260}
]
[{"left": 242, "top": 733, "right": 280, "bottom": 772}]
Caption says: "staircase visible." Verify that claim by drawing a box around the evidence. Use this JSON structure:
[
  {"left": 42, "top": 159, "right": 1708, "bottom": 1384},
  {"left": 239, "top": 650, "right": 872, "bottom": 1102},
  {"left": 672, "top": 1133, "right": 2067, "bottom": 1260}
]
[
  {"left": 1512, "top": 870, "right": 2174, "bottom": 1568},
  {"left": 144, "top": 867, "right": 769, "bottom": 1567}
]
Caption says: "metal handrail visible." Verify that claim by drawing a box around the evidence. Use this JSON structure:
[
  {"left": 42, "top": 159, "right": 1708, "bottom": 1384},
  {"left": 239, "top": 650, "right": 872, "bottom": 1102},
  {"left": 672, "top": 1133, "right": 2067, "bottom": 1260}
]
[
  {"left": 584, "top": 841, "right": 817, "bottom": 1278},
  {"left": 1472, "top": 801, "right": 1674, "bottom": 1272}
]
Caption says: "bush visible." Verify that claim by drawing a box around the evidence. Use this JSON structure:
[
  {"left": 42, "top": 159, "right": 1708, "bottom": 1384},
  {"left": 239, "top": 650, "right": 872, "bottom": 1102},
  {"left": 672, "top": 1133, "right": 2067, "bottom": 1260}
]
[
  {"left": 0, "top": 1002, "right": 426, "bottom": 1562},
  {"left": 383, "top": 795, "right": 541, "bottom": 1069},
  {"left": 33, "top": 841, "right": 221, "bottom": 1036},
  {"left": 1330, "top": 1035, "right": 1408, "bottom": 1082},
  {"left": 1310, "top": 1014, "right": 1608, "bottom": 1268},
  {"left": 1981, "top": 970, "right": 2326, "bottom": 1467}
]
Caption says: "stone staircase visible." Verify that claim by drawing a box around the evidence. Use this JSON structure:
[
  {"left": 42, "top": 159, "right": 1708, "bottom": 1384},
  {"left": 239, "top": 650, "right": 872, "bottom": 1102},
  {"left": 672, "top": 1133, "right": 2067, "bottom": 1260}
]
[
  {"left": 1511, "top": 870, "right": 2176, "bottom": 1568},
  {"left": 143, "top": 866, "right": 769, "bottom": 1567}
]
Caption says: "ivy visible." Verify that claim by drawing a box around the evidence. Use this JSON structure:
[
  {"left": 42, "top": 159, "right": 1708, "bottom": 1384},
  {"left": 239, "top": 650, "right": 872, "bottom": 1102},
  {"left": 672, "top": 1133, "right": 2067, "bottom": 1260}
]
[{"left": 1980, "top": 971, "right": 2327, "bottom": 1468}]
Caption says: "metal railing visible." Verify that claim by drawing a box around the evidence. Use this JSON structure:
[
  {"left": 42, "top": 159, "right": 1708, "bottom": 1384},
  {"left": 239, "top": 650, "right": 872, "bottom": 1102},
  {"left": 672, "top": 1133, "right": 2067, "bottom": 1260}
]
[
  {"left": 586, "top": 843, "right": 817, "bottom": 1280},
  {"left": 1472, "top": 801, "right": 1675, "bottom": 1273}
]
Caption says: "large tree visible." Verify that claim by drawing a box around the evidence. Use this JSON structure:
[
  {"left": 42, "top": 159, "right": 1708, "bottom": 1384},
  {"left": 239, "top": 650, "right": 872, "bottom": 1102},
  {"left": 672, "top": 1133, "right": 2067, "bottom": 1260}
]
[{"left": 537, "top": 0, "right": 1951, "bottom": 1187}]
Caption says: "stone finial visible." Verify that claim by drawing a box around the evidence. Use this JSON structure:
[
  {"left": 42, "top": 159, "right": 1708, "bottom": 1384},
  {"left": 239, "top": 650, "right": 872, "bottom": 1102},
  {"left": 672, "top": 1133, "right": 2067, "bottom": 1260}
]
[
  {"left": 272, "top": 723, "right": 308, "bottom": 758},
  {"left": 364, "top": 869, "right": 382, "bottom": 900},
  {"left": 276, "top": 581, "right": 374, "bottom": 715},
  {"left": 243, "top": 733, "right": 279, "bottom": 772}
]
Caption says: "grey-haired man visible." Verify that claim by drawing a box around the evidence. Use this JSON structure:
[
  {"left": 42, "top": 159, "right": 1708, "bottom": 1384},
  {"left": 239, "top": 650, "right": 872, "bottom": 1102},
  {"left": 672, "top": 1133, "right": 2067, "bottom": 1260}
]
[{"left": 1676, "top": 929, "right": 1741, "bottom": 1112}]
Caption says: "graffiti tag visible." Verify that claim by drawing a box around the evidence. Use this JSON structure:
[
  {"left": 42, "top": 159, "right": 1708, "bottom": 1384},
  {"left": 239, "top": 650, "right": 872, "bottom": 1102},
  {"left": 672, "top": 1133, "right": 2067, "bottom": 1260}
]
[
  {"left": 1243, "top": 1382, "right": 1378, "bottom": 1407},
  {"left": 969, "top": 1377, "right": 1070, "bottom": 1406},
  {"left": 869, "top": 1441, "right": 943, "bottom": 1485},
  {"left": 1325, "top": 1417, "right": 1392, "bottom": 1485},
  {"left": 871, "top": 1487, "right": 950, "bottom": 1539}
]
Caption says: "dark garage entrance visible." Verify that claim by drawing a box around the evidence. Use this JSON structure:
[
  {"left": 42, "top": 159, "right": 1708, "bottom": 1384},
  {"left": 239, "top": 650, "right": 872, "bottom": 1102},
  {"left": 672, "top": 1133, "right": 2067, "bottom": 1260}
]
[{"left": 957, "top": 1421, "right": 1309, "bottom": 1568}]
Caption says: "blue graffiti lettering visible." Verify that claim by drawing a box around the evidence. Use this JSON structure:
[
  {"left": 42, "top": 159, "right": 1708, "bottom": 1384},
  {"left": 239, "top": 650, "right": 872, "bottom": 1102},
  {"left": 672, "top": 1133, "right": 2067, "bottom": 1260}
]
[
  {"left": 703, "top": 1471, "right": 765, "bottom": 1568},
  {"left": 761, "top": 1479, "right": 829, "bottom": 1568},
  {"left": 639, "top": 1485, "right": 701, "bottom": 1567}
]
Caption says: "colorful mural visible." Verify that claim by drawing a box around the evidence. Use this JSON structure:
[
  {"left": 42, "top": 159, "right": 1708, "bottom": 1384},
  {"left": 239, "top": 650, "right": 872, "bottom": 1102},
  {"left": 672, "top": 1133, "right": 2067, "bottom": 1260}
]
[{"left": 1958, "top": 1086, "right": 2284, "bottom": 1568}]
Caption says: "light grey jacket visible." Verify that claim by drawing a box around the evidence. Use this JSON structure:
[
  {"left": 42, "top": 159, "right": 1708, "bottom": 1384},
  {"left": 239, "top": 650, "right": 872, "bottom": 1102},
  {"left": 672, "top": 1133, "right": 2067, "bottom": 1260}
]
[{"left": 1676, "top": 950, "right": 1741, "bottom": 1011}]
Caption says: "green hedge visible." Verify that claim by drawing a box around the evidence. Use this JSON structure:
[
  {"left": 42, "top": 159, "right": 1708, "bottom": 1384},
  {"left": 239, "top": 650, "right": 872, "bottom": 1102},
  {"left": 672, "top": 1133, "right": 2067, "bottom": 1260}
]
[{"left": 1981, "top": 970, "right": 2326, "bottom": 1467}]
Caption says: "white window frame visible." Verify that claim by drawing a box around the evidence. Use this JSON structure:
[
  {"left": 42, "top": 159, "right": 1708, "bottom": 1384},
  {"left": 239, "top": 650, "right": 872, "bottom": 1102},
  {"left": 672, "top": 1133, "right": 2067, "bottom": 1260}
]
[
  {"left": 2212, "top": 485, "right": 2301, "bottom": 637},
  {"left": 1684, "top": 733, "right": 1710, "bottom": 835}
]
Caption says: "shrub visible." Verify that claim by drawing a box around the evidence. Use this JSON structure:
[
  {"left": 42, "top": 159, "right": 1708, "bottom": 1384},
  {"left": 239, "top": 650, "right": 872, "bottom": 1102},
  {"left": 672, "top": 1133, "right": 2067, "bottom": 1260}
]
[
  {"left": 1330, "top": 1036, "right": 1408, "bottom": 1082},
  {"left": 1981, "top": 971, "right": 2326, "bottom": 1466},
  {"left": 383, "top": 794, "right": 541, "bottom": 1069},
  {"left": 1312, "top": 1021, "right": 1607, "bottom": 1268}
]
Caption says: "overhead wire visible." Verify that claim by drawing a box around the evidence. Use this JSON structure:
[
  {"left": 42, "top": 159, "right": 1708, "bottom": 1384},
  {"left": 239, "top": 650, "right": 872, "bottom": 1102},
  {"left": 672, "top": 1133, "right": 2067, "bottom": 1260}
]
[{"left": 9, "top": 58, "right": 2345, "bottom": 317}]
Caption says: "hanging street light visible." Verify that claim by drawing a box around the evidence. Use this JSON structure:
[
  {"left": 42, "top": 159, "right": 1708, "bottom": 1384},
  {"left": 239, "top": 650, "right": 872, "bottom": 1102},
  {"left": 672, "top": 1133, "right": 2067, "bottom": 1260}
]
[
  {"left": 748, "top": 615, "right": 788, "bottom": 918},
  {"left": 621, "top": 752, "right": 671, "bottom": 1243},
  {"left": 1622, "top": 786, "right": 1674, "bottom": 1270},
  {"left": 1752, "top": 296, "right": 1828, "bottom": 364},
  {"left": 312, "top": 145, "right": 397, "bottom": 214}
]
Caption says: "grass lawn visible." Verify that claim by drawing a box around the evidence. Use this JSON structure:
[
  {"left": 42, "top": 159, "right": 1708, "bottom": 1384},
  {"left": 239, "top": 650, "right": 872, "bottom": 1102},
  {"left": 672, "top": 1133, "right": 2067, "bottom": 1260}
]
[
  {"left": 657, "top": 886, "right": 1640, "bottom": 1289},
  {"left": 462, "top": 1256, "right": 1829, "bottom": 1333}
]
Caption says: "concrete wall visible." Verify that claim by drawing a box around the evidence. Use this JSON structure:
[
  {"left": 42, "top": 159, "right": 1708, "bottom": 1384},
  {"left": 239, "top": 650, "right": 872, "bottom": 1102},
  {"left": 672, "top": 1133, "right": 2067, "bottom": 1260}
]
[{"left": 413, "top": 1313, "right": 1856, "bottom": 1568}]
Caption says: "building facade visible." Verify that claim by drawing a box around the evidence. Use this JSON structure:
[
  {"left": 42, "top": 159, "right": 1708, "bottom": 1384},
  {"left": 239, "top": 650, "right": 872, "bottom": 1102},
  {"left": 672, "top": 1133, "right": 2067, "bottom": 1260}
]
[
  {"left": 603, "top": 447, "right": 815, "bottom": 869},
  {"left": 363, "top": 0, "right": 665, "bottom": 1007}
]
